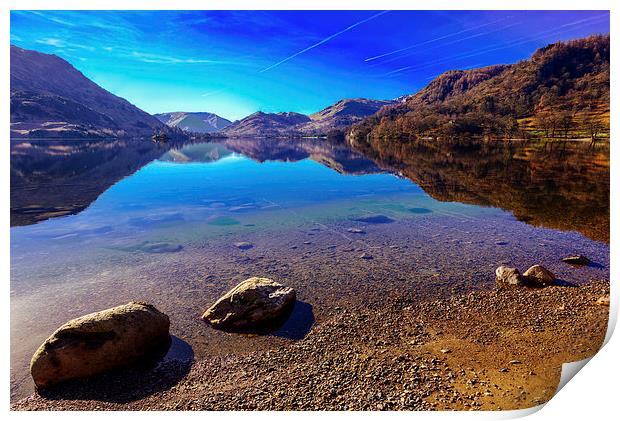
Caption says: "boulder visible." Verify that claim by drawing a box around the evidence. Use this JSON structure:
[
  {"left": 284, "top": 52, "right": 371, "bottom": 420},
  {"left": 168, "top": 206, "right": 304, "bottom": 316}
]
[
  {"left": 202, "top": 277, "right": 295, "bottom": 330},
  {"left": 562, "top": 255, "right": 590, "bottom": 265},
  {"left": 30, "top": 302, "right": 170, "bottom": 389},
  {"left": 495, "top": 266, "right": 525, "bottom": 288},
  {"left": 523, "top": 265, "right": 556, "bottom": 286}
]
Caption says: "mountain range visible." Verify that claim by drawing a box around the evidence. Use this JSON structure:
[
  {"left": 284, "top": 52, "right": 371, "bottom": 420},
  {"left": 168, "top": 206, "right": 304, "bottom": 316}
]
[
  {"left": 10, "top": 45, "right": 170, "bottom": 139},
  {"left": 155, "top": 112, "right": 232, "bottom": 133},
  {"left": 10, "top": 35, "right": 609, "bottom": 141},
  {"left": 222, "top": 99, "right": 395, "bottom": 137}
]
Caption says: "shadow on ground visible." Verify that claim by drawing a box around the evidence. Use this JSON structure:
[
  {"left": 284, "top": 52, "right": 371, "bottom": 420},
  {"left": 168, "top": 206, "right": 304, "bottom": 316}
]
[{"left": 37, "top": 335, "right": 193, "bottom": 403}]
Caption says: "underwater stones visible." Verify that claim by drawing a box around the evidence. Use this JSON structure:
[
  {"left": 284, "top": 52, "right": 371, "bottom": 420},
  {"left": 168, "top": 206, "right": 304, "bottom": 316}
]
[
  {"left": 30, "top": 302, "right": 170, "bottom": 389},
  {"left": 408, "top": 207, "right": 432, "bottom": 214},
  {"left": 523, "top": 265, "right": 556, "bottom": 286},
  {"left": 351, "top": 215, "right": 394, "bottom": 224},
  {"left": 202, "top": 277, "right": 296, "bottom": 330},
  {"left": 140, "top": 242, "right": 183, "bottom": 253},
  {"left": 495, "top": 266, "right": 525, "bottom": 288},
  {"left": 347, "top": 228, "right": 366, "bottom": 234},
  {"left": 562, "top": 255, "right": 590, "bottom": 265},
  {"left": 234, "top": 241, "right": 253, "bottom": 250}
]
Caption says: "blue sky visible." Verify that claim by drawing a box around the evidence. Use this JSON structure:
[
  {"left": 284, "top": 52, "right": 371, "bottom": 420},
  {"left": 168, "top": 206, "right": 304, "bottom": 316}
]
[{"left": 10, "top": 10, "right": 610, "bottom": 121}]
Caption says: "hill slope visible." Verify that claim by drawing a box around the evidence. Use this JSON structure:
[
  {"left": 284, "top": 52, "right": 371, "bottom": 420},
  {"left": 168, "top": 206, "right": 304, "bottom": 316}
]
[
  {"left": 222, "top": 112, "right": 311, "bottom": 137},
  {"left": 10, "top": 45, "right": 167, "bottom": 139},
  {"left": 350, "top": 35, "right": 609, "bottom": 141},
  {"left": 223, "top": 98, "right": 394, "bottom": 137},
  {"left": 155, "top": 112, "right": 232, "bottom": 133}
]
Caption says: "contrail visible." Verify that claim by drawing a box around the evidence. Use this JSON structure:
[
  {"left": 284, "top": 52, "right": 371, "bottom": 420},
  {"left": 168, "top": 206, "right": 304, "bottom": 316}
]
[
  {"left": 382, "top": 13, "right": 609, "bottom": 76},
  {"left": 364, "top": 16, "right": 511, "bottom": 62},
  {"left": 260, "top": 10, "right": 390, "bottom": 73}
]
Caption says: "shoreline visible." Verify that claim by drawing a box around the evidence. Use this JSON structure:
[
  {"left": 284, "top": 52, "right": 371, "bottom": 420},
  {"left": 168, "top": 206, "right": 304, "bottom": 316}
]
[{"left": 12, "top": 279, "right": 609, "bottom": 411}]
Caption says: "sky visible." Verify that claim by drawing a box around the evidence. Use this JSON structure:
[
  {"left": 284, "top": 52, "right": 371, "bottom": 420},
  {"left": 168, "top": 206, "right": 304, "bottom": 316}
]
[{"left": 10, "top": 10, "right": 610, "bottom": 121}]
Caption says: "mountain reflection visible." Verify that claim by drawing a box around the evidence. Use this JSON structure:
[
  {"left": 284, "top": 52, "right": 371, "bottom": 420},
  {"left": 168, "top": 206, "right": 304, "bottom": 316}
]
[
  {"left": 10, "top": 137, "right": 609, "bottom": 243},
  {"left": 349, "top": 137, "right": 609, "bottom": 243}
]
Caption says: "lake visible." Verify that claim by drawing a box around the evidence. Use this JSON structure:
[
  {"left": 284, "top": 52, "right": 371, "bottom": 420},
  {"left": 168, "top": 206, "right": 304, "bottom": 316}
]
[{"left": 10, "top": 137, "right": 610, "bottom": 401}]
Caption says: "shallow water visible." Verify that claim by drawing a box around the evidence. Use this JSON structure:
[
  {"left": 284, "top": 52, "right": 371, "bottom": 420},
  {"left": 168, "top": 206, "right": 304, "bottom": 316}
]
[{"left": 10, "top": 137, "right": 610, "bottom": 401}]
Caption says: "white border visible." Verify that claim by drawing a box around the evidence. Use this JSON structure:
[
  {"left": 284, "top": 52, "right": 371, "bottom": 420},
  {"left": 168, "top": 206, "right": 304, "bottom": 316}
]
[{"left": 2, "top": 1, "right": 617, "bottom": 420}]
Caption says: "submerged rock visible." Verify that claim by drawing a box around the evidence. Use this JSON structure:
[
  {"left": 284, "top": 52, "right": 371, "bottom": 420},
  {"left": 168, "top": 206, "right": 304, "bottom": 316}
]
[
  {"left": 562, "top": 255, "right": 590, "bottom": 265},
  {"left": 495, "top": 266, "right": 525, "bottom": 288},
  {"left": 347, "top": 228, "right": 366, "bottom": 234},
  {"left": 30, "top": 302, "right": 170, "bottom": 389},
  {"left": 523, "top": 265, "right": 556, "bottom": 286},
  {"left": 202, "top": 277, "right": 296, "bottom": 330},
  {"left": 234, "top": 241, "right": 253, "bottom": 250},
  {"left": 351, "top": 215, "right": 394, "bottom": 224}
]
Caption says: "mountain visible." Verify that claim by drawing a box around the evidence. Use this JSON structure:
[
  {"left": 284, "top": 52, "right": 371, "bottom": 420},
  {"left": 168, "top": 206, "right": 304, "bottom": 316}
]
[
  {"left": 223, "top": 98, "right": 394, "bottom": 137},
  {"left": 223, "top": 111, "right": 311, "bottom": 137},
  {"left": 299, "top": 98, "right": 395, "bottom": 135},
  {"left": 155, "top": 112, "right": 232, "bottom": 133},
  {"left": 350, "top": 35, "right": 610, "bottom": 141},
  {"left": 10, "top": 45, "right": 169, "bottom": 139}
]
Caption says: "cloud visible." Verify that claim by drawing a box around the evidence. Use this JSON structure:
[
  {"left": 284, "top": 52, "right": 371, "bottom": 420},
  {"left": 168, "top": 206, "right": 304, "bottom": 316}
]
[
  {"left": 260, "top": 10, "right": 390, "bottom": 72},
  {"left": 129, "top": 51, "right": 234, "bottom": 65},
  {"left": 35, "top": 37, "right": 96, "bottom": 51}
]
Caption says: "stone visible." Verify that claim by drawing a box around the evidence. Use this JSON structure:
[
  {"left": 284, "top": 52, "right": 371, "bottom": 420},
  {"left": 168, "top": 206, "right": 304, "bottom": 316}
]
[
  {"left": 30, "top": 302, "right": 170, "bottom": 389},
  {"left": 347, "top": 228, "right": 366, "bottom": 234},
  {"left": 202, "top": 277, "right": 296, "bottom": 330},
  {"left": 234, "top": 241, "right": 253, "bottom": 250},
  {"left": 562, "top": 255, "right": 590, "bottom": 265},
  {"left": 523, "top": 265, "right": 556, "bottom": 286},
  {"left": 360, "top": 253, "right": 373, "bottom": 260},
  {"left": 495, "top": 266, "right": 525, "bottom": 288},
  {"left": 595, "top": 295, "right": 610, "bottom": 306}
]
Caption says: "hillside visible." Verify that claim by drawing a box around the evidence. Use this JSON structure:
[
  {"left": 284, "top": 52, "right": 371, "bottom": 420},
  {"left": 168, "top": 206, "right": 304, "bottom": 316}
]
[
  {"left": 222, "top": 111, "right": 311, "bottom": 137},
  {"left": 350, "top": 35, "right": 609, "bottom": 141},
  {"left": 10, "top": 45, "right": 169, "bottom": 139},
  {"left": 299, "top": 98, "right": 395, "bottom": 135},
  {"left": 156, "top": 112, "right": 232, "bottom": 133},
  {"left": 223, "top": 98, "right": 394, "bottom": 137}
]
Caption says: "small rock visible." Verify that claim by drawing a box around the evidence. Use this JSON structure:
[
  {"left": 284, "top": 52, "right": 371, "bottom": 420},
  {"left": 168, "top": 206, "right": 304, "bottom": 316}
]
[
  {"left": 202, "top": 277, "right": 296, "bottom": 330},
  {"left": 499, "top": 368, "right": 509, "bottom": 373},
  {"left": 495, "top": 241, "right": 508, "bottom": 246},
  {"left": 360, "top": 253, "right": 373, "bottom": 260},
  {"left": 523, "top": 265, "right": 556, "bottom": 286},
  {"left": 562, "top": 255, "right": 590, "bottom": 265},
  {"left": 234, "top": 242, "right": 253, "bottom": 250},
  {"left": 509, "top": 360, "right": 521, "bottom": 364},
  {"left": 595, "top": 295, "right": 610, "bottom": 306},
  {"left": 440, "top": 349, "right": 451, "bottom": 354},
  {"left": 347, "top": 228, "right": 366, "bottom": 234},
  {"left": 495, "top": 266, "right": 525, "bottom": 288}
]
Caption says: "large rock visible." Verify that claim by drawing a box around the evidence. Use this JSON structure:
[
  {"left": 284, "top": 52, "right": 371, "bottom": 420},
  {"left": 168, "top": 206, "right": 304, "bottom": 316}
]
[
  {"left": 495, "top": 266, "right": 525, "bottom": 288},
  {"left": 202, "top": 277, "right": 296, "bottom": 330},
  {"left": 30, "top": 302, "right": 170, "bottom": 389},
  {"left": 523, "top": 264, "right": 556, "bottom": 286}
]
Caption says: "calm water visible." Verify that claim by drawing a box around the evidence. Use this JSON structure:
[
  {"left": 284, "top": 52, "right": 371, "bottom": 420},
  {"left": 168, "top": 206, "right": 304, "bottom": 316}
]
[{"left": 10, "top": 137, "right": 610, "bottom": 400}]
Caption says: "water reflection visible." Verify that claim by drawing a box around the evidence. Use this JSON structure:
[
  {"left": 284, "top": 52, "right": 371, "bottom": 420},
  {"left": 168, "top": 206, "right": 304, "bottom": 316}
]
[
  {"left": 349, "top": 137, "right": 610, "bottom": 242},
  {"left": 11, "top": 137, "right": 609, "bottom": 242}
]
